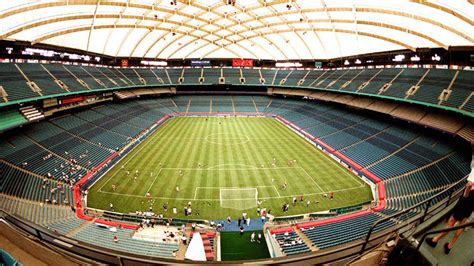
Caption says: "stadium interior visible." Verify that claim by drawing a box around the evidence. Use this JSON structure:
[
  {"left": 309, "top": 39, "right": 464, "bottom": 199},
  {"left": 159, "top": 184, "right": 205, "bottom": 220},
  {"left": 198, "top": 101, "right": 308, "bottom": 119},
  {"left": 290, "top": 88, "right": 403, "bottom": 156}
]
[{"left": 0, "top": 0, "right": 473, "bottom": 265}]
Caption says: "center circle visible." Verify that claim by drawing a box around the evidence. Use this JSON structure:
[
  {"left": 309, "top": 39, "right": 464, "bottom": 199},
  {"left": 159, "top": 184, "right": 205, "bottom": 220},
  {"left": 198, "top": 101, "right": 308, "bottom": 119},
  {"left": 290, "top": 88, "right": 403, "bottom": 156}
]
[{"left": 205, "top": 133, "right": 250, "bottom": 145}]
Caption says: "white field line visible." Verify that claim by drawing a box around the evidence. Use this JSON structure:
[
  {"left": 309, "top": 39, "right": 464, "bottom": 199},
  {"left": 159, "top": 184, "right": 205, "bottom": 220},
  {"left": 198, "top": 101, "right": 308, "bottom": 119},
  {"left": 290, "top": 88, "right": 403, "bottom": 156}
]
[
  {"left": 145, "top": 168, "right": 163, "bottom": 194},
  {"left": 275, "top": 117, "right": 367, "bottom": 187},
  {"left": 98, "top": 185, "right": 365, "bottom": 201},
  {"left": 317, "top": 152, "right": 366, "bottom": 186},
  {"left": 298, "top": 166, "right": 325, "bottom": 192},
  {"left": 206, "top": 163, "right": 258, "bottom": 170},
  {"left": 97, "top": 121, "right": 171, "bottom": 192},
  {"left": 273, "top": 186, "right": 281, "bottom": 197},
  {"left": 162, "top": 166, "right": 296, "bottom": 171}
]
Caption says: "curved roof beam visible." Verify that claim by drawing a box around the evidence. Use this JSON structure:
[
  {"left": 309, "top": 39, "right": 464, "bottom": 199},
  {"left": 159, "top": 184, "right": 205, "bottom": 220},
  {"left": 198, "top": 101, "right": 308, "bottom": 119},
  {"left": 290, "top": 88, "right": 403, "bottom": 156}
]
[
  {"left": 165, "top": 36, "right": 199, "bottom": 59},
  {"left": 242, "top": 28, "right": 415, "bottom": 51},
  {"left": 264, "top": 3, "right": 306, "bottom": 59},
  {"left": 86, "top": 0, "right": 101, "bottom": 52},
  {"left": 2, "top": 1, "right": 471, "bottom": 44},
  {"left": 243, "top": 0, "right": 473, "bottom": 26},
  {"left": 238, "top": 7, "right": 473, "bottom": 43},
  {"left": 154, "top": 33, "right": 188, "bottom": 59},
  {"left": 1, "top": 14, "right": 449, "bottom": 50},
  {"left": 129, "top": 27, "right": 154, "bottom": 58},
  {"left": 116, "top": 1, "right": 156, "bottom": 57},
  {"left": 175, "top": 0, "right": 278, "bottom": 60},
  {"left": 141, "top": 31, "right": 170, "bottom": 58},
  {"left": 232, "top": 19, "right": 448, "bottom": 49},
  {"left": 30, "top": 24, "right": 244, "bottom": 59}
]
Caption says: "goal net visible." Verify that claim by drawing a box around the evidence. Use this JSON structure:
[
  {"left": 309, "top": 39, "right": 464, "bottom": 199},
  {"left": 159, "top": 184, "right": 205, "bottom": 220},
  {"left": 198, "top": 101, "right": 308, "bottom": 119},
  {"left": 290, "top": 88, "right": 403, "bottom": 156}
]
[{"left": 219, "top": 188, "right": 258, "bottom": 210}]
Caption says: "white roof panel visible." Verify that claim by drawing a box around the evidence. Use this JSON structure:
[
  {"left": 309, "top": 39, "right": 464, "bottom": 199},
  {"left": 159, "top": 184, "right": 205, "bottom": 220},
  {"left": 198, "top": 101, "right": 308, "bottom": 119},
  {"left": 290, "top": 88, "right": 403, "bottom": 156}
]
[{"left": 0, "top": 0, "right": 471, "bottom": 60}]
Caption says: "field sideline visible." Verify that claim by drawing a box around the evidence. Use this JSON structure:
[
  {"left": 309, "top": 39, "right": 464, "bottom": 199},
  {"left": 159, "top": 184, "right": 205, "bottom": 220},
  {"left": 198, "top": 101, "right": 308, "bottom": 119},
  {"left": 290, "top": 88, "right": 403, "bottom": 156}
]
[{"left": 87, "top": 116, "right": 372, "bottom": 219}]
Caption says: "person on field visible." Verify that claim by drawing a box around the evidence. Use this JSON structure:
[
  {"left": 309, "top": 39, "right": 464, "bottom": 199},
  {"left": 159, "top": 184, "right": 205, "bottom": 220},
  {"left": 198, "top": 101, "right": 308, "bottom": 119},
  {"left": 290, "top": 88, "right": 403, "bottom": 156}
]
[
  {"left": 426, "top": 170, "right": 473, "bottom": 254},
  {"left": 251, "top": 232, "right": 255, "bottom": 242}
]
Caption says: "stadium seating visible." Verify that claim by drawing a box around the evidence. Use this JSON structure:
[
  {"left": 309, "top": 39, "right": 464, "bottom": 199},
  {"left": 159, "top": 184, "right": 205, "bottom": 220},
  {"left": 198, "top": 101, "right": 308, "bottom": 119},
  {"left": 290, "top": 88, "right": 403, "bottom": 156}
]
[
  {"left": 300, "top": 213, "right": 395, "bottom": 249},
  {"left": 442, "top": 71, "right": 473, "bottom": 109},
  {"left": 1, "top": 162, "right": 73, "bottom": 205},
  {"left": 183, "top": 68, "right": 202, "bottom": 84},
  {"left": 273, "top": 230, "right": 311, "bottom": 255},
  {"left": 1, "top": 95, "right": 471, "bottom": 257},
  {"left": 16, "top": 63, "right": 70, "bottom": 96},
  {"left": 188, "top": 95, "right": 211, "bottom": 113},
  {"left": 241, "top": 68, "right": 261, "bottom": 85},
  {"left": 0, "top": 63, "right": 40, "bottom": 101},
  {"left": 233, "top": 96, "right": 258, "bottom": 112},
  {"left": 212, "top": 95, "right": 234, "bottom": 113},
  {"left": 0, "top": 64, "right": 473, "bottom": 116},
  {"left": 74, "top": 224, "right": 178, "bottom": 258},
  {"left": 223, "top": 68, "right": 242, "bottom": 84}
]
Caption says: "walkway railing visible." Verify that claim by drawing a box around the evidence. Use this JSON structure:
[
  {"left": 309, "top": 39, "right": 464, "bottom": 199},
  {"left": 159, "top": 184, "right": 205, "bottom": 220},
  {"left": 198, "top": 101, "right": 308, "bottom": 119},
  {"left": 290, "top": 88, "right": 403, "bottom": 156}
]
[{"left": 360, "top": 176, "right": 467, "bottom": 254}]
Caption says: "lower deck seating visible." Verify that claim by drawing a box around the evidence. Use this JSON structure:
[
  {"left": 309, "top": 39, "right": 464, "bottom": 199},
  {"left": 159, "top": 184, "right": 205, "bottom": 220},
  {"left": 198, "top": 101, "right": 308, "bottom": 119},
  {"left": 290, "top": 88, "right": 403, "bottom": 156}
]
[
  {"left": 273, "top": 231, "right": 311, "bottom": 255},
  {"left": 1, "top": 162, "right": 73, "bottom": 205},
  {"left": 74, "top": 224, "right": 179, "bottom": 258},
  {"left": 301, "top": 213, "right": 395, "bottom": 249}
]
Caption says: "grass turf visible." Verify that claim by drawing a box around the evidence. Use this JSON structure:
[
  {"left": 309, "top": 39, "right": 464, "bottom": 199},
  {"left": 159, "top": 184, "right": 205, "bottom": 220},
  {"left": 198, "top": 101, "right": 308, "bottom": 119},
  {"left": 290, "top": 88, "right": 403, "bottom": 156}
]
[
  {"left": 220, "top": 231, "right": 270, "bottom": 261},
  {"left": 87, "top": 116, "right": 372, "bottom": 219}
]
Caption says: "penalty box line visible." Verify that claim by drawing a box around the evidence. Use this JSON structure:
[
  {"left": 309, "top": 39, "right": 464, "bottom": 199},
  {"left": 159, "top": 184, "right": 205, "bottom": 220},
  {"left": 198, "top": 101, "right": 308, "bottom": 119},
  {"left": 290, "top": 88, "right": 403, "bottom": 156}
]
[{"left": 194, "top": 186, "right": 280, "bottom": 200}]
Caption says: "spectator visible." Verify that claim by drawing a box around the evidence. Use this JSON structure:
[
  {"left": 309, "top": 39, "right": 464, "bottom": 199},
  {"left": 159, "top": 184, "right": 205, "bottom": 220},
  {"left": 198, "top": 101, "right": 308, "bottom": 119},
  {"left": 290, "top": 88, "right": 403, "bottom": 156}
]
[
  {"left": 113, "top": 236, "right": 119, "bottom": 243},
  {"left": 426, "top": 174, "right": 473, "bottom": 254}
]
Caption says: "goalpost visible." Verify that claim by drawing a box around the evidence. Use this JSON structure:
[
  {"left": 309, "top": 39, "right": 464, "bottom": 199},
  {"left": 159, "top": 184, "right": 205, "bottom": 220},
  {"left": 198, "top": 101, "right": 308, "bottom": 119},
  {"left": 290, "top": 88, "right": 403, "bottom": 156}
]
[{"left": 219, "top": 188, "right": 258, "bottom": 210}]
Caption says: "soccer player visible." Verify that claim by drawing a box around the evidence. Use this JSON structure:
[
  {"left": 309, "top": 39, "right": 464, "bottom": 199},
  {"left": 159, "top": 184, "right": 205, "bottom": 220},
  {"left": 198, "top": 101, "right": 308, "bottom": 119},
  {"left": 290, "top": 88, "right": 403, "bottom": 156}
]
[
  {"left": 176, "top": 186, "right": 180, "bottom": 193},
  {"left": 112, "top": 184, "right": 116, "bottom": 191}
]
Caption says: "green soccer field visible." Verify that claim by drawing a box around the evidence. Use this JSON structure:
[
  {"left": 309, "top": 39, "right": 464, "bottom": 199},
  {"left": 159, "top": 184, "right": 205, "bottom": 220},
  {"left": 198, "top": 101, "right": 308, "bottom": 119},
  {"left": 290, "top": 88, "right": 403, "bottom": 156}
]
[{"left": 87, "top": 116, "right": 372, "bottom": 220}]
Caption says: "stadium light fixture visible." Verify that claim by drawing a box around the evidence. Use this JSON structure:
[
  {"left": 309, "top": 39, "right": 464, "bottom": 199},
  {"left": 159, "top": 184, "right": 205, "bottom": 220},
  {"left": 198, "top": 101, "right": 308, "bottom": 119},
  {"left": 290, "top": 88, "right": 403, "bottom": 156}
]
[
  {"left": 141, "top": 60, "right": 167, "bottom": 66},
  {"left": 276, "top": 62, "right": 302, "bottom": 67},
  {"left": 410, "top": 55, "right": 420, "bottom": 61},
  {"left": 355, "top": 59, "right": 362, "bottom": 64},
  {"left": 393, "top": 54, "right": 405, "bottom": 62},
  {"left": 432, "top": 54, "right": 441, "bottom": 61},
  {"left": 344, "top": 60, "right": 350, "bottom": 65}
]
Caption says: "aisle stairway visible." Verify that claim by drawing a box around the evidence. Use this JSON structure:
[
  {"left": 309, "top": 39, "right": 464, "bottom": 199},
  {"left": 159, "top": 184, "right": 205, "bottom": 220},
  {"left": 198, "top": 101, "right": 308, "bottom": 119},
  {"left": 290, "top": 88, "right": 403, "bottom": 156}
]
[{"left": 20, "top": 106, "right": 44, "bottom": 122}]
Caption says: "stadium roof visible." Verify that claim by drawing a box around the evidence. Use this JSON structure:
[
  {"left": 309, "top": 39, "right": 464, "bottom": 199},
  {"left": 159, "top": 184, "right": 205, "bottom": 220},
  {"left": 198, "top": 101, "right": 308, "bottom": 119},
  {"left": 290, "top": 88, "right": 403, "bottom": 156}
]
[{"left": 1, "top": 0, "right": 473, "bottom": 60}]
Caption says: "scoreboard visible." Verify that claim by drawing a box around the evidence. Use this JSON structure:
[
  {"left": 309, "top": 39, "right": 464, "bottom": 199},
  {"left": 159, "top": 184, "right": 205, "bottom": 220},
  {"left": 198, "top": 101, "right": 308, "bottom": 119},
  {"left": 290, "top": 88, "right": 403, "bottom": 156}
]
[{"left": 232, "top": 58, "right": 253, "bottom": 67}]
